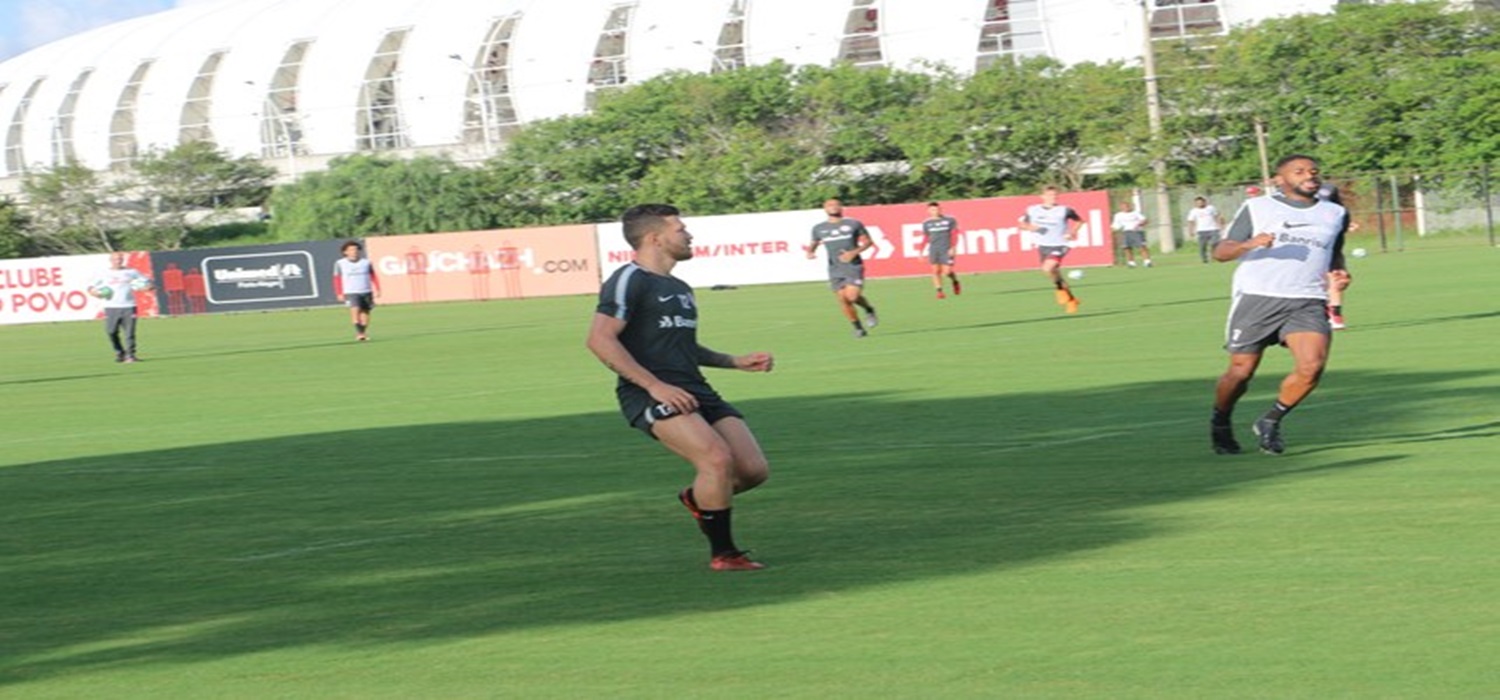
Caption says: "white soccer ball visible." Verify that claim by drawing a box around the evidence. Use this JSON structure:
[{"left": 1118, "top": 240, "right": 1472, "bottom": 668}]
[
  {"left": 1350, "top": 248, "right": 1368, "bottom": 259},
  {"left": 130, "top": 277, "right": 151, "bottom": 291},
  {"left": 1067, "top": 269, "right": 1084, "bottom": 280}
]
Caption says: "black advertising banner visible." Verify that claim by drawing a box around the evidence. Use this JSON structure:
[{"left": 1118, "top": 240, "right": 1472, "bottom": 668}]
[{"left": 149, "top": 240, "right": 347, "bottom": 315}]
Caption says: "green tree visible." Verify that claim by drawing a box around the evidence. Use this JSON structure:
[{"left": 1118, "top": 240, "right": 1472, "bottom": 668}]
[
  {"left": 268, "top": 154, "right": 503, "bottom": 240},
  {"left": 0, "top": 198, "right": 33, "bottom": 259},
  {"left": 20, "top": 163, "right": 130, "bottom": 254},
  {"left": 129, "top": 142, "right": 276, "bottom": 250}
]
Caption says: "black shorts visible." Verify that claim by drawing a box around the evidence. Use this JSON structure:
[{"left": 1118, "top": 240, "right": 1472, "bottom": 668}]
[
  {"left": 617, "top": 382, "right": 744, "bottom": 438},
  {"left": 345, "top": 292, "right": 375, "bottom": 311},
  {"left": 1224, "top": 294, "right": 1330, "bottom": 354}
]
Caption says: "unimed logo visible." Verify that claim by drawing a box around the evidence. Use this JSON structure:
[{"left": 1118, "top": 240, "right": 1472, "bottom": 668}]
[{"left": 201, "top": 251, "right": 319, "bottom": 304}]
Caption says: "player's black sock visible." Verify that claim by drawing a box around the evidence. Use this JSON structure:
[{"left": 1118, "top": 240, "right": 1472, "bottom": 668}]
[
  {"left": 1330, "top": 305, "right": 1343, "bottom": 315},
  {"left": 856, "top": 300, "right": 875, "bottom": 313},
  {"left": 699, "top": 508, "right": 739, "bottom": 556},
  {"left": 355, "top": 323, "right": 366, "bottom": 333},
  {"left": 1054, "top": 278, "right": 1066, "bottom": 290},
  {"left": 1212, "top": 407, "right": 1232, "bottom": 426},
  {"left": 851, "top": 320, "right": 864, "bottom": 331},
  {"left": 1262, "top": 401, "right": 1294, "bottom": 423}
]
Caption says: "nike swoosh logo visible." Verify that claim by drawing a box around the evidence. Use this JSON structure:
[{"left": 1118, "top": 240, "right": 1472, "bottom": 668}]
[
  {"left": 1282, "top": 222, "right": 1312, "bottom": 228},
  {"left": 657, "top": 295, "right": 675, "bottom": 302}
]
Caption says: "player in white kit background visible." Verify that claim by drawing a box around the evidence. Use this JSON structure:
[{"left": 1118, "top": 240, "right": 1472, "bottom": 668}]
[{"left": 333, "top": 240, "right": 381, "bottom": 341}]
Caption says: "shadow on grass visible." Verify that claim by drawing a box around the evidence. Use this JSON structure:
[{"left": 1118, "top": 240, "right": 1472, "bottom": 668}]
[{"left": 0, "top": 368, "right": 1491, "bottom": 683}]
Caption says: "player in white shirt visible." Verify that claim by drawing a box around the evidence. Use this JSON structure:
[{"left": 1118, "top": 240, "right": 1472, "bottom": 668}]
[
  {"left": 332, "top": 240, "right": 380, "bottom": 341},
  {"left": 1186, "top": 197, "right": 1224, "bottom": 263},
  {"left": 1209, "top": 154, "right": 1350, "bottom": 456},
  {"left": 1018, "top": 185, "right": 1084, "bottom": 314},
  {"left": 90, "top": 252, "right": 153, "bottom": 363},
  {"left": 1110, "top": 201, "right": 1152, "bottom": 268}
]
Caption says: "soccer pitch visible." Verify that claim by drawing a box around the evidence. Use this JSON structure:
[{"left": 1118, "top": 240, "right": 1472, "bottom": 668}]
[{"left": 2, "top": 243, "right": 1497, "bottom": 698}]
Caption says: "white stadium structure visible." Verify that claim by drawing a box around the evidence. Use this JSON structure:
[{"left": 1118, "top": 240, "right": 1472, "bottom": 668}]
[{"left": 0, "top": 0, "right": 1455, "bottom": 188}]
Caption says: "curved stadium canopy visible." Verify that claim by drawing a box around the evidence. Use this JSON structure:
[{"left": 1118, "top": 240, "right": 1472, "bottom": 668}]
[{"left": 0, "top": 0, "right": 1324, "bottom": 178}]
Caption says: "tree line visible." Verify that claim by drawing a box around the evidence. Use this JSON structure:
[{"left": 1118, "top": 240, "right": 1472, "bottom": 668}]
[{"left": 2, "top": 1, "right": 1494, "bottom": 257}]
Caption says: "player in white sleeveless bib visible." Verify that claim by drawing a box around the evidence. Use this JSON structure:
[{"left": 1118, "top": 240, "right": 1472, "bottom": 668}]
[
  {"left": 1209, "top": 155, "right": 1350, "bottom": 456},
  {"left": 332, "top": 240, "right": 380, "bottom": 341},
  {"left": 1018, "top": 185, "right": 1083, "bottom": 314}
]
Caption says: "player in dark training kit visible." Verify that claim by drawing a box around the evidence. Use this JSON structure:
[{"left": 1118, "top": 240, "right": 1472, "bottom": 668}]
[
  {"left": 1210, "top": 154, "right": 1350, "bottom": 456},
  {"left": 587, "top": 204, "right": 775, "bottom": 571},
  {"left": 918, "top": 202, "right": 961, "bottom": 299},
  {"left": 805, "top": 198, "right": 880, "bottom": 337}
]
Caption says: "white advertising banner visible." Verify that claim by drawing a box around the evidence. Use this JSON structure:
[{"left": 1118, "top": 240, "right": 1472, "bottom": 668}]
[
  {"left": 598, "top": 209, "right": 830, "bottom": 288},
  {"left": 0, "top": 253, "right": 114, "bottom": 325}
]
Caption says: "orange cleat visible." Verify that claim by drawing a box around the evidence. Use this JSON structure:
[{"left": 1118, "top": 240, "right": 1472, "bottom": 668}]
[{"left": 710, "top": 551, "right": 766, "bottom": 571}]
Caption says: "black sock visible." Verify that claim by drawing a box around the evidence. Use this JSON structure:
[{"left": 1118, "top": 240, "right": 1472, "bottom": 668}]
[
  {"left": 857, "top": 301, "right": 874, "bottom": 313},
  {"left": 1212, "top": 408, "right": 1232, "bottom": 427},
  {"left": 851, "top": 320, "right": 864, "bottom": 331},
  {"left": 698, "top": 508, "right": 739, "bottom": 555},
  {"left": 1330, "top": 305, "right": 1343, "bottom": 315},
  {"left": 355, "top": 323, "right": 367, "bottom": 333},
  {"left": 1054, "top": 278, "right": 1066, "bottom": 290},
  {"left": 1262, "top": 401, "right": 1294, "bottom": 423}
]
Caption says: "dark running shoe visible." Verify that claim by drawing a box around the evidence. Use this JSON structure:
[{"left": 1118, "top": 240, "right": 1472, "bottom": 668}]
[
  {"left": 1253, "top": 418, "right": 1285, "bottom": 455},
  {"left": 710, "top": 550, "right": 766, "bottom": 571},
  {"left": 1211, "top": 423, "right": 1242, "bottom": 455}
]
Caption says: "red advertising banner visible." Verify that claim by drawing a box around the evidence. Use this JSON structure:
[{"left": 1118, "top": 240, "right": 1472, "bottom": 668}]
[
  {"left": 844, "top": 191, "right": 1114, "bottom": 278},
  {"left": 0, "top": 251, "right": 157, "bottom": 325},
  {"left": 365, "top": 225, "right": 599, "bottom": 304}
]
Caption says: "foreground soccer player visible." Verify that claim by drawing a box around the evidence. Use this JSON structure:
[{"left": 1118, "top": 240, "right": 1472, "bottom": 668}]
[
  {"left": 1018, "top": 185, "right": 1082, "bottom": 313},
  {"left": 805, "top": 198, "right": 879, "bottom": 337},
  {"left": 587, "top": 204, "right": 774, "bottom": 571},
  {"left": 1211, "top": 154, "right": 1350, "bottom": 455}
]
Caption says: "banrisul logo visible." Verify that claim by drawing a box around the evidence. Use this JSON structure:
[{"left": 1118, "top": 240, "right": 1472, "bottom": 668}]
[{"left": 201, "top": 251, "right": 320, "bottom": 304}]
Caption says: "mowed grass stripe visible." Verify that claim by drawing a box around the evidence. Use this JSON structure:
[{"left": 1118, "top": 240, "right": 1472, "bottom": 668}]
[{"left": 0, "top": 241, "right": 1496, "bottom": 697}]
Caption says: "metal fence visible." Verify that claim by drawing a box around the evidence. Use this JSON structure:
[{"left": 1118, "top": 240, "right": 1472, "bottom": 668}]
[{"left": 1127, "top": 163, "right": 1499, "bottom": 256}]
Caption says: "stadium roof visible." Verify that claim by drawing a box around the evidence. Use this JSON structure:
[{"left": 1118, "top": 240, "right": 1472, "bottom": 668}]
[{"left": 0, "top": 0, "right": 1338, "bottom": 180}]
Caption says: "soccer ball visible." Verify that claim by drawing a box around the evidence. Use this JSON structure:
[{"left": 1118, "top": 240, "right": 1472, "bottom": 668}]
[
  {"left": 1350, "top": 248, "right": 1368, "bottom": 259},
  {"left": 93, "top": 284, "right": 113, "bottom": 300},
  {"left": 130, "top": 277, "right": 151, "bottom": 291},
  {"left": 1067, "top": 269, "right": 1085, "bottom": 280}
]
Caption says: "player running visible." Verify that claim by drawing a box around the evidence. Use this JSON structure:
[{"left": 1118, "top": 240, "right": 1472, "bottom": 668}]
[
  {"left": 917, "top": 202, "right": 962, "bottom": 298},
  {"left": 1019, "top": 185, "right": 1083, "bottom": 314},
  {"left": 333, "top": 240, "right": 380, "bottom": 341},
  {"left": 1210, "top": 154, "right": 1350, "bottom": 456},
  {"left": 587, "top": 204, "right": 774, "bottom": 571},
  {"left": 805, "top": 198, "right": 880, "bottom": 337}
]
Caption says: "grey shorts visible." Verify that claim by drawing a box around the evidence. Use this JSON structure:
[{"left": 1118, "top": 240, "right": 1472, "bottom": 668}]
[
  {"left": 1122, "top": 230, "right": 1147, "bottom": 248},
  {"left": 829, "top": 267, "right": 865, "bottom": 291},
  {"left": 1224, "top": 294, "right": 1330, "bottom": 354},
  {"left": 927, "top": 246, "right": 954, "bottom": 265},
  {"left": 1037, "top": 246, "right": 1070, "bottom": 262},
  {"left": 345, "top": 292, "right": 375, "bottom": 311}
]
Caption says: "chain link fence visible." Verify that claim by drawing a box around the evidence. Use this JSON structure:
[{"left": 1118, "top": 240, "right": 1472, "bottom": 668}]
[{"left": 1120, "top": 163, "right": 1499, "bottom": 259}]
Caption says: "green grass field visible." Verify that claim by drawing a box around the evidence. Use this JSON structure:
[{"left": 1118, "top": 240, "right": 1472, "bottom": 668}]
[{"left": 3, "top": 242, "right": 1497, "bottom": 698}]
